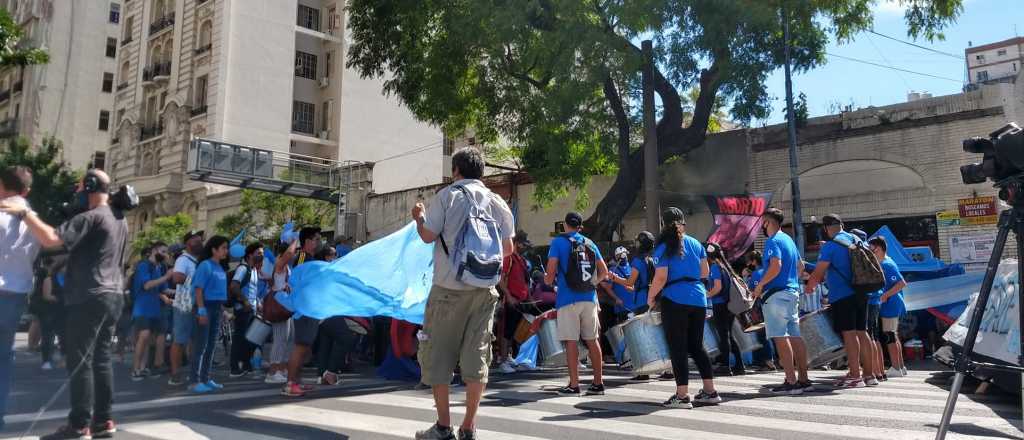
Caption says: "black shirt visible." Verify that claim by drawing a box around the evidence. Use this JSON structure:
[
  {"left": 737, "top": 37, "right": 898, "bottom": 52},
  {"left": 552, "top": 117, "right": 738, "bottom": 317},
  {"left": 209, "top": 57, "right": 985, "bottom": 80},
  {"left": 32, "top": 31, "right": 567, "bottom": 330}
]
[{"left": 58, "top": 205, "right": 129, "bottom": 305}]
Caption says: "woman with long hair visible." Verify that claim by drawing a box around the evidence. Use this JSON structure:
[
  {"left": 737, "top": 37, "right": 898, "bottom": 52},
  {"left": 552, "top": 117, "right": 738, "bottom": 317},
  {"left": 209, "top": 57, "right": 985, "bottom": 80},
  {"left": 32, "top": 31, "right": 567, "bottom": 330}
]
[
  {"left": 646, "top": 208, "right": 721, "bottom": 408},
  {"left": 188, "top": 235, "right": 230, "bottom": 393},
  {"left": 706, "top": 242, "right": 747, "bottom": 375}
]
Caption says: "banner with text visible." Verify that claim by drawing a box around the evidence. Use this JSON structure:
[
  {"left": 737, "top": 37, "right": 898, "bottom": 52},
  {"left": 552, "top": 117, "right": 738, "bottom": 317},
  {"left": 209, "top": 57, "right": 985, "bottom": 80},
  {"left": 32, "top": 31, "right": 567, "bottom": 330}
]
[
  {"left": 957, "top": 196, "right": 997, "bottom": 226},
  {"left": 704, "top": 193, "right": 773, "bottom": 262},
  {"left": 949, "top": 231, "right": 997, "bottom": 264}
]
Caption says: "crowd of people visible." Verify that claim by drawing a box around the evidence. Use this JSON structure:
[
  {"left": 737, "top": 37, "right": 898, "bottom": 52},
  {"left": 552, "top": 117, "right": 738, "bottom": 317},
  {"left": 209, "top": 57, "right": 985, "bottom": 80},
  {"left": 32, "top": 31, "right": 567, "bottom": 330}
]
[{"left": 0, "top": 146, "right": 913, "bottom": 440}]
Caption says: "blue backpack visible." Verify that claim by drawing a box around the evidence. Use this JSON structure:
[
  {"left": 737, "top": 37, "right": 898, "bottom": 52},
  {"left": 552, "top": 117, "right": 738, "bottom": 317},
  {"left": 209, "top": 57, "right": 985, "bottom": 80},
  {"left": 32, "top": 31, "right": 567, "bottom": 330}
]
[{"left": 439, "top": 185, "right": 504, "bottom": 288}]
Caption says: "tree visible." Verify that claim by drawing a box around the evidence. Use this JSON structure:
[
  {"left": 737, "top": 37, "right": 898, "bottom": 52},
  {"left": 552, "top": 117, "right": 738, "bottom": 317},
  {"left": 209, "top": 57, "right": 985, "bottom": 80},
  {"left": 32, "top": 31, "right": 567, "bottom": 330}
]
[
  {"left": 0, "top": 8, "right": 48, "bottom": 67},
  {"left": 214, "top": 189, "right": 334, "bottom": 241},
  {"left": 346, "top": 0, "right": 962, "bottom": 239},
  {"left": 132, "top": 213, "right": 192, "bottom": 255},
  {"left": 0, "top": 137, "right": 80, "bottom": 225}
]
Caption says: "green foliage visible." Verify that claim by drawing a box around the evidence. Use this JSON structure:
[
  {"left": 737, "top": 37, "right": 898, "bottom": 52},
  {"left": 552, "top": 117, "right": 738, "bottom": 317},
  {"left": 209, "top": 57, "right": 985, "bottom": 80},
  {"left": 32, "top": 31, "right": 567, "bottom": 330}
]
[
  {"left": 0, "top": 137, "right": 80, "bottom": 225},
  {"left": 0, "top": 8, "right": 48, "bottom": 67},
  {"left": 132, "top": 213, "right": 192, "bottom": 255},
  {"left": 786, "top": 92, "right": 809, "bottom": 129},
  {"left": 214, "top": 190, "right": 334, "bottom": 241}
]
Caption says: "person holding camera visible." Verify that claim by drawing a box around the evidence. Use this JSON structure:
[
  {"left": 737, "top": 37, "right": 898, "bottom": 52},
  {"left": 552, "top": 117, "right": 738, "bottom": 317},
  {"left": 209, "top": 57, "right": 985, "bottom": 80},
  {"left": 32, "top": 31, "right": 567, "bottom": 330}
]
[{"left": 1, "top": 169, "right": 129, "bottom": 440}]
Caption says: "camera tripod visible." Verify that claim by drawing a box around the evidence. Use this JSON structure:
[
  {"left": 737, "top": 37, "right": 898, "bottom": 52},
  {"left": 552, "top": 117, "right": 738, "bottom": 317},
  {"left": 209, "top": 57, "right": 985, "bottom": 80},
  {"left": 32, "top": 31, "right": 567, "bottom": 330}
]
[{"left": 935, "top": 199, "right": 1024, "bottom": 440}]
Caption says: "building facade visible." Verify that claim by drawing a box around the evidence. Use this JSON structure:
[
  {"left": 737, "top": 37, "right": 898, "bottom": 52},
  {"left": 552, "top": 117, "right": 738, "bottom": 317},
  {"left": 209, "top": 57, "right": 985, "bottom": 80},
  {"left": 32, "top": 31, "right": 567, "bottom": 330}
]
[
  {"left": 0, "top": 0, "right": 120, "bottom": 170},
  {"left": 967, "top": 37, "right": 1023, "bottom": 85},
  {"left": 107, "top": 0, "right": 441, "bottom": 237}
]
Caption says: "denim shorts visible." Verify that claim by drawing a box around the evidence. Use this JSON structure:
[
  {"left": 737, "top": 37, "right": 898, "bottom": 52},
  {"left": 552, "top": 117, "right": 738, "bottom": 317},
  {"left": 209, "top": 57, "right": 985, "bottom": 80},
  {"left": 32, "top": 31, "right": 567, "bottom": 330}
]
[
  {"left": 763, "top": 290, "right": 800, "bottom": 339},
  {"left": 172, "top": 307, "right": 195, "bottom": 344}
]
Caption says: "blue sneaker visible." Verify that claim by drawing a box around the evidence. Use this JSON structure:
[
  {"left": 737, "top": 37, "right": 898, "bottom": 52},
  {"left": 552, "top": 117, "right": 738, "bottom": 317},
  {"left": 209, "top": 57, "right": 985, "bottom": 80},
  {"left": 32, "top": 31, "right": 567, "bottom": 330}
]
[
  {"left": 190, "top": 382, "right": 214, "bottom": 394},
  {"left": 206, "top": 380, "right": 224, "bottom": 390}
]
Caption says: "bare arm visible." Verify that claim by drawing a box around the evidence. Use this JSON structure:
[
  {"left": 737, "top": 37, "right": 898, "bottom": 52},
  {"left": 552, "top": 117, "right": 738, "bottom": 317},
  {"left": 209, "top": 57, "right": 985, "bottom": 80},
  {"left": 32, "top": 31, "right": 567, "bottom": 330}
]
[
  {"left": 881, "top": 280, "right": 907, "bottom": 302},
  {"left": 544, "top": 257, "right": 558, "bottom": 287},
  {"left": 143, "top": 269, "right": 172, "bottom": 290},
  {"left": 707, "top": 279, "right": 723, "bottom": 298},
  {"left": 596, "top": 258, "right": 610, "bottom": 288},
  {"left": 755, "top": 257, "right": 782, "bottom": 297},
  {"left": 699, "top": 258, "right": 709, "bottom": 279},
  {"left": 411, "top": 202, "right": 438, "bottom": 244},
  {"left": 647, "top": 267, "right": 669, "bottom": 307},
  {"left": 0, "top": 203, "right": 62, "bottom": 247},
  {"left": 805, "top": 261, "right": 830, "bottom": 293}
]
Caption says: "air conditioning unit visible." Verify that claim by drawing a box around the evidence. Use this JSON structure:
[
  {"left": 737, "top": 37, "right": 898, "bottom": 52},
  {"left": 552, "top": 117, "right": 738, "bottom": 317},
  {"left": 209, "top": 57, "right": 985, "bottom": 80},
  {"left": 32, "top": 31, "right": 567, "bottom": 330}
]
[
  {"left": 319, "top": 130, "right": 330, "bottom": 140},
  {"left": 319, "top": 77, "right": 329, "bottom": 88}
]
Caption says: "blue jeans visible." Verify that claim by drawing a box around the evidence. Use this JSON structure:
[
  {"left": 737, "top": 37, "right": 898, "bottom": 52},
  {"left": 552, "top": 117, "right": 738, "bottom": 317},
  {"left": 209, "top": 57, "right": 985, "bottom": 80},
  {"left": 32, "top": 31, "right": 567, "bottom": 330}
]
[
  {"left": 0, "top": 294, "right": 27, "bottom": 421},
  {"left": 764, "top": 291, "right": 801, "bottom": 339},
  {"left": 189, "top": 302, "right": 223, "bottom": 384}
]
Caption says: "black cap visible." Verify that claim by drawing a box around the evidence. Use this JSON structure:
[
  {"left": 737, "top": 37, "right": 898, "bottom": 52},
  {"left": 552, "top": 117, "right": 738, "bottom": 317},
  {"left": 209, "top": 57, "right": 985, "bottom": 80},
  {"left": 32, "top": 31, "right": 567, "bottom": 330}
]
[
  {"left": 565, "top": 212, "right": 583, "bottom": 228},
  {"left": 662, "top": 207, "right": 686, "bottom": 225},
  {"left": 514, "top": 231, "right": 531, "bottom": 246},
  {"left": 822, "top": 214, "right": 843, "bottom": 226},
  {"left": 850, "top": 229, "right": 868, "bottom": 241},
  {"left": 182, "top": 230, "right": 204, "bottom": 243}
]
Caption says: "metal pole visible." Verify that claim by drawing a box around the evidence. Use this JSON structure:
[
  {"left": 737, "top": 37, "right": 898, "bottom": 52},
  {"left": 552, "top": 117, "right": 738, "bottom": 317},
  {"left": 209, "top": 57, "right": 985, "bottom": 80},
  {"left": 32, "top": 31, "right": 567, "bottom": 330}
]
[
  {"left": 641, "top": 40, "right": 660, "bottom": 233},
  {"left": 782, "top": 3, "right": 805, "bottom": 257}
]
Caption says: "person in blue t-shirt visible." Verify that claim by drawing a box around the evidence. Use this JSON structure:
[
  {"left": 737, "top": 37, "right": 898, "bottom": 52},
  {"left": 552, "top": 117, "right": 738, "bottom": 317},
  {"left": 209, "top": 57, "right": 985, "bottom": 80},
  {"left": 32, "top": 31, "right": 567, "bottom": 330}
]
[
  {"left": 805, "top": 214, "right": 874, "bottom": 388},
  {"left": 646, "top": 207, "right": 721, "bottom": 409},
  {"left": 705, "top": 242, "right": 745, "bottom": 375},
  {"left": 851, "top": 229, "right": 884, "bottom": 383},
  {"left": 544, "top": 212, "right": 609, "bottom": 397},
  {"left": 189, "top": 235, "right": 230, "bottom": 393},
  {"left": 752, "top": 208, "right": 810, "bottom": 394},
  {"left": 130, "top": 242, "right": 173, "bottom": 380},
  {"left": 228, "top": 243, "right": 264, "bottom": 377},
  {"left": 869, "top": 236, "right": 909, "bottom": 378},
  {"left": 602, "top": 246, "right": 637, "bottom": 318}
]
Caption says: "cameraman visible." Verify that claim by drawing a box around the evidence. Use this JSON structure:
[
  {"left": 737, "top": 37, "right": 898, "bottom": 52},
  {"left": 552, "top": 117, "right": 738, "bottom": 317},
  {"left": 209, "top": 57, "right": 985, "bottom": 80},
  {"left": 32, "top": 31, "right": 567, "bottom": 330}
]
[{"left": 0, "top": 169, "right": 129, "bottom": 439}]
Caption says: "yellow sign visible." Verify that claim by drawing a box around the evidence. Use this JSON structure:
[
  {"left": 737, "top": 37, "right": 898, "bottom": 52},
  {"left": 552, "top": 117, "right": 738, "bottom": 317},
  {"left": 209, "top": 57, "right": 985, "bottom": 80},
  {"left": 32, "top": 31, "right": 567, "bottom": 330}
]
[{"left": 937, "top": 211, "right": 960, "bottom": 226}]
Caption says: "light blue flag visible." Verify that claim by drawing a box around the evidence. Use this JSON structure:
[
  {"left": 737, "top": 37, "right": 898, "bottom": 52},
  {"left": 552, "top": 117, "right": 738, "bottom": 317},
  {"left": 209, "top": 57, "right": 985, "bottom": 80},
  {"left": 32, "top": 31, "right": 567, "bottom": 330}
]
[{"left": 281, "top": 222, "right": 435, "bottom": 324}]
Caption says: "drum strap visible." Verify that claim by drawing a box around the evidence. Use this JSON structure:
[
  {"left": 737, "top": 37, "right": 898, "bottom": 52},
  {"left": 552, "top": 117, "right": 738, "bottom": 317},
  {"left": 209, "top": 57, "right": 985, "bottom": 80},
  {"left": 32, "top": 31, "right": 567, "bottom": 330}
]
[{"left": 761, "top": 286, "right": 787, "bottom": 302}]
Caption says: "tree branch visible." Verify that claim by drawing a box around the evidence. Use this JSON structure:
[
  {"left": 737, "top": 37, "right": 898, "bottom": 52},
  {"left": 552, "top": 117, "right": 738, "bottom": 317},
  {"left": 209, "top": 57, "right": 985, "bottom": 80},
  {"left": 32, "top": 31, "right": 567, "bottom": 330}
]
[
  {"left": 502, "top": 44, "right": 551, "bottom": 90},
  {"left": 602, "top": 74, "right": 631, "bottom": 165}
]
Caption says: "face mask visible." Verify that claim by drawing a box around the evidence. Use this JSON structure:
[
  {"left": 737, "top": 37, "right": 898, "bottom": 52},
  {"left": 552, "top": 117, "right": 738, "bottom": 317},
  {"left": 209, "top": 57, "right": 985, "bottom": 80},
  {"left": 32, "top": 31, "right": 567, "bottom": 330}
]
[{"left": 154, "top": 253, "right": 166, "bottom": 263}]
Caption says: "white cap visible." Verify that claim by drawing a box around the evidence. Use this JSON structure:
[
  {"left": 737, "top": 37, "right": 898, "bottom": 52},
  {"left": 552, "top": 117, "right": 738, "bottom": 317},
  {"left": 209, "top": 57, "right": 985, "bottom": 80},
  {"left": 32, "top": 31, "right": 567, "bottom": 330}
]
[{"left": 614, "top": 246, "right": 628, "bottom": 259}]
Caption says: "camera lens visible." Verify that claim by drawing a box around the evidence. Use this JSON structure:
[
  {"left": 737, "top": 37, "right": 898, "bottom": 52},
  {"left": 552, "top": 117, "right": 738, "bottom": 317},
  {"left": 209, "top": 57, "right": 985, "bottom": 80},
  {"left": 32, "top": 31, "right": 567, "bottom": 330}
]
[
  {"left": 960, "top": 163, "right": 988, "bottom": 184},
  {"left": 963, "top": 137, "right": 994, "bottom": 154}
]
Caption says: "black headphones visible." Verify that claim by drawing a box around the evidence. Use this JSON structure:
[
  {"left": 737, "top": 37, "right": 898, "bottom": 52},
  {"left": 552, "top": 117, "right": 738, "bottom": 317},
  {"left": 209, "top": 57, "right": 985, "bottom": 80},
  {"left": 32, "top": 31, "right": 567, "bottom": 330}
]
[{"left": 83, "top": 170, "right": 108, "bottom": 194}]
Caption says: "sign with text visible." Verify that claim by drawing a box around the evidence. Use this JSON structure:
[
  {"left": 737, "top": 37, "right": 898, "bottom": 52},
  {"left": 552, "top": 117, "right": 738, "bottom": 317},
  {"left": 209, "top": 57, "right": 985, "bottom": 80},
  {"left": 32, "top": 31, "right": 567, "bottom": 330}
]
[
  {"left": 957, "top": 196, "right": 997, "bottom": 225},
  {"left": 704, "top": 192, "right": 773, "bottom": 262},
  {"left": 949, "top": 231, "right": 997, "bottom": 264},
  {"left": 936, "top": 211, "right": 961, "bottom": 226}
]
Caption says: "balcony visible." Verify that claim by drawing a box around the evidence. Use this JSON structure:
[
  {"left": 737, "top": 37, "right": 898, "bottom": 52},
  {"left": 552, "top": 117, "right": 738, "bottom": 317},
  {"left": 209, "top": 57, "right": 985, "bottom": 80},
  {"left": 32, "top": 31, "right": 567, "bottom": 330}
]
[
  {"left": 141, "top": 62, "right": 171, "bottom": 84},
  {"left": 0, "top": 90, "right": 9, "bottom": 103},
  {"left": 291, "top": 120, "right": 315, "bottom": 135},
  {"left": 149, "top": 14, "right": 175, "bottom": 36},
  {"left": 194, "top": 44, "right": 211, "bottom": 56},
  {"left": 0, "top": 118, "right": 17, "bottom": 138},
  {"left": 140, "top": 123, "right": 164, "bottom": 140},
  {"left": 120, "top": 36, "right": 133, "bottom": 47},
  {"left": 190, "top": 104, "right": 207, "bottom": 117},
  {"left": 116, "top": 82, "right": 129, "bottom": 92},
  {"left": 12, "top": 81, "right": 22, "bottom": 94}
]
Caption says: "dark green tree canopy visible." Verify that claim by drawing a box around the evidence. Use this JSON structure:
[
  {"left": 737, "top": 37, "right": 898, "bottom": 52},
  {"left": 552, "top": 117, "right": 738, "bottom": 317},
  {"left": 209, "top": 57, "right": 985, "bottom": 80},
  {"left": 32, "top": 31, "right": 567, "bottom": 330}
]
[
  {"left": 347, "top": 0, "right": 961, "bottom": 239},
  {"left": 0, "top": 137, "right": 80, "bottom": 226}
]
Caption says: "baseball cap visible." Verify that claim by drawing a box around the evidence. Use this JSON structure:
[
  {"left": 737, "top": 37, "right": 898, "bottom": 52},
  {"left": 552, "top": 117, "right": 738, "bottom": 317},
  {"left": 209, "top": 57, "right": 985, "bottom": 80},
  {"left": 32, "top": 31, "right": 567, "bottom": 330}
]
[
  {"left": 614, "top": 246, "right": 628, "bottom": 258},
  {"left": 662, "top": 207, "right": 685, "bottom": 225},
  {"left": 822, "top": 214, "right": 843, "bottom": 226},
  {"left": 182, "top": 229, "right": 204, "bottom": 243},
  {"left": 514, "top": 231, "right": 531, "bottom": 246},
  {"left": 565, "top": 212, "right": 583, "bottom": 228}
]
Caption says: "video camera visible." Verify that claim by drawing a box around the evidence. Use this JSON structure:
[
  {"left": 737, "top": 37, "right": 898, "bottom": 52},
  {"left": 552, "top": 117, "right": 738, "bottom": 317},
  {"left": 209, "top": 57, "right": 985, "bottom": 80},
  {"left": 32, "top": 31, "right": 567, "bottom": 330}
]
[
  {"left": 58, "top": 184, "right": 139, "bottom": 221},
  {"left": 960, "top": 122, "right": 1024, "bottom": 201}
]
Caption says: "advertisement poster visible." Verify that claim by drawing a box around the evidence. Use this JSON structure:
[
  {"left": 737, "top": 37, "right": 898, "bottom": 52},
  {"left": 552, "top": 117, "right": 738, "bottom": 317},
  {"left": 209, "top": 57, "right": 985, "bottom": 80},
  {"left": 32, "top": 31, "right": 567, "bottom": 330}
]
[
  {"left": 949, "top": 231, "right": 997, "bottom": 264},
  {"left": 936, "top": 211, "right": 960, "bottom": 226},
  {"left": 957, "top": 196, "right": 997, "bottom": 226},
  {"left": 944, "top": 260, "right": 1020, "bottom": 365},
  {"left": 704, "top": 193, "right": 772, "bottom": 261}
]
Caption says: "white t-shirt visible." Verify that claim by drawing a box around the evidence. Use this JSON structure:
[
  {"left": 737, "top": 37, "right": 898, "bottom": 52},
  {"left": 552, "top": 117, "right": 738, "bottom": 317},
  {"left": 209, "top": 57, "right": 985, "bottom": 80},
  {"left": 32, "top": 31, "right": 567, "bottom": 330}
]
[{"left": 173, "top": 253, "right": 198, "bottom": 279}]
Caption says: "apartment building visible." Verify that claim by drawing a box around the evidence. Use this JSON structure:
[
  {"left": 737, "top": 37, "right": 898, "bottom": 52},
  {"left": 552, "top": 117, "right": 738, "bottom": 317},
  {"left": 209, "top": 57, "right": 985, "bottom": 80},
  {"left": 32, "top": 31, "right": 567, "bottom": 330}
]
[
  {"left": 108, "top": 0, "right": 441, "bottom": 235},
  {"left": 966, "top": 37, "right": 1023, "bottom": 85},
  {"left": 0, "top": 0, "right": 120, "bottom": 170}
]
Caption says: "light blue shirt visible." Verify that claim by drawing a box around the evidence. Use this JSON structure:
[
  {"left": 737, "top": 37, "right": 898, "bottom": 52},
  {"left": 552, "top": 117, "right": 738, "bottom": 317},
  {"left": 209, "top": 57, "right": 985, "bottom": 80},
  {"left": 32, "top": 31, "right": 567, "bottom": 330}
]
[
  {"left": 818, "top": 230, "right": 857, "bottom": 302},
  {"left": 762, "top": 231, "right": 801, "bottom": 293},
  {"left": 0, "top": 196, "right": 40, "bottom": 294},
  {"left": 654, "top": 235, "right": 708, "bottom": 308}
]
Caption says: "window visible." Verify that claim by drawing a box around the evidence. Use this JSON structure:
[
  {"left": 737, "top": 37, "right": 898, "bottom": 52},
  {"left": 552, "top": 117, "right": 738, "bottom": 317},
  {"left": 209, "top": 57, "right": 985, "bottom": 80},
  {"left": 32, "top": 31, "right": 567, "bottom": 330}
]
[
  {"left": 976, "top": 70, "right": 989, "bottom": 82},
  {"left": 997, "top": 49, "right": 1007, "bottom": 56},
  {"left": 106, "top": 37, "right": 117, "bottom": 58},
  {"left": 327, "top": 6, "right": 337, "bottom": 33},
  {"left": 294, "top": 51, "right": 317, "bottom": 80},
  {"left": 324, "top": 51, "right": 331, "bottom": 78},
  {"left": 98, "top": 110, "right": 111, "bottom": 131},
  {"left": 292, "top": 100, "right": 315, "bottom": 134},
  {"left": 116, "top": 109, "right": 125, "bottom": 125},
  {"left": 109, "top": 3, "right": 120, "bottom": 24},
  {"left": 321, "top": 100, "right": 331, "bottom": 135},
  {"left": 119, "top": 62, "right": 130, "bottom": 87},
  {"left": 122, "top": 15, "right": 133, "bottom": 42},
  {"left": 198, "top": 20, "right": 212, "bottom": 48},
  {"left": 92, "top": 151, "right": 107, "bottom": 170},
  {"left": 297, "top": 5, "right": 320, "bottom": 31},
  {"left": 194, "top": 75, "right": 208, "bottom": 108},
  {"left": 102, "top": 72, "right": 114, "bottom": 92}
]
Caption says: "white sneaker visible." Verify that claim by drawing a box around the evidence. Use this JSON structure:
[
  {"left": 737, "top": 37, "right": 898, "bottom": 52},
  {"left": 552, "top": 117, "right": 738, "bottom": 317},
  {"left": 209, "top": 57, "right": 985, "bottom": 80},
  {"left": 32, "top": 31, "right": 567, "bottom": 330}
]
[
  {"left": 901, "top": 367, "right": 908, "bottom": 376},
  {"left": 886, "top": 367, "right": 904, "bottom": 378},
  {"left": 864, "top": 377, "right": 880, "bottom": 387},
  {"left": 41, "top": 362, "right": 53, "bottom": 371},
  {"left": 497, "top": 360, "right": 516, "bottom": 374},
  {"left": 515, "top": 362, "right": 537, "bottom": 372},
  {"left": 264, "top": 371, "right": 287, "bottom": 384}
]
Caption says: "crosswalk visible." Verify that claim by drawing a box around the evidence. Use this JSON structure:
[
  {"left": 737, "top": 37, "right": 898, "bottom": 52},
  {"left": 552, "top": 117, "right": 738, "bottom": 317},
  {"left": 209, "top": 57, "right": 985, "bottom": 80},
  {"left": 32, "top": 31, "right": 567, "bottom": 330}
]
[{"left": 5, "top": 369, "right": 1021, "bottom": 440}]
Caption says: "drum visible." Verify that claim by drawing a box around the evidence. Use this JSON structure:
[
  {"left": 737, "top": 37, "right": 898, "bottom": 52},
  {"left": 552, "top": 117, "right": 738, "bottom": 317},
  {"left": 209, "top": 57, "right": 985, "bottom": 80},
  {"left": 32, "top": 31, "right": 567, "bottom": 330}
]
[
  {"left": 623, "top": 312, "right": 672, "bottom": 375},
  {"left": 800, "top": 307, "right": 845, "bottom": 367},
  {"left": 736, "top": 302, "right": 765, "bottom": 332},
  {"left": 537, "top": 318, "right": 588, "bottom": 366},
  {"left": 702, "top": 320, "right": 720, "bottom": 359},
  {"left": 731, "top": 319, "right": 763, "bottom": 353},
  {"left": 605, "top": 322, "right": 630, "bottom": 365},
  {"left": 245, "top": 316, "right": 272, "bottom": 345}
]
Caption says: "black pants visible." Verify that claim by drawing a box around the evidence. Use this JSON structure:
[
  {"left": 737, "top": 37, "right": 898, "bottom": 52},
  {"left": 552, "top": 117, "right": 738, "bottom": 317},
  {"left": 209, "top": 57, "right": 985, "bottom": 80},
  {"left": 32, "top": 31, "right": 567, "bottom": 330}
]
[
  {"left": 317, "top": 317, "right": 360, "bottom": 374},
  {"left": 230, "top": 308, "right": 256, "bottom": 373},
  {"left": 64, "top": 294, "right": 123, "bottom": 429},
  {"left": 372, "top": 317, "right": 391, "bottom": 366},
  {"left": 661, "top": 299, "right": 714, "bottom": 386},
  {"left": 712, "top": 303, "right": 743, "bottom": 368},
  {"left": 39, "top": 305, "right": 64, "bottom": 364}
]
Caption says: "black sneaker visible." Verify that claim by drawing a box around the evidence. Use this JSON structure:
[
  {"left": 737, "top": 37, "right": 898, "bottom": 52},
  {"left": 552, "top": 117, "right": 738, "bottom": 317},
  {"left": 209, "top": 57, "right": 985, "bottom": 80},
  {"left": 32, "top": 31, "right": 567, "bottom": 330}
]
[
  {"left": 694, "top": 389, "right": 723, "bottom": 404},
  {"left": 457, "top": 428, "right": 476, "bottom": 440},
  {"left": 585, "top": 383, "right": 605, "bottom": 396},
  {"left": 229, "top": 369, "right": 251, "bottom": 378},
  {"left": 555, "top": 385, "right": 581, "bottom": 396},
  {"left": 91, "top": 421, "right": 116, "bottom": 439},
  {"left": 732, "top": 367, "right": 748, "bottom": 376},
  {"left": 770, "top": 382, "right": 803, "bottom": 395},
  {"left": 629, "top": 375, "right": 650, "bottom": 382},
  {"left": 414, "top": 423, "right": 455, "bottom": 440},
  {"left": 658, "top": 372, "right": 675, "bottom": 381},
  {"left": 662, "top": 394, "right": 693, "bottom": 409},
  {"left": 797, "top": 380, "right": 815, "bottom": 392},
  {"left": 41, "top": 425, "right": 92, "bottom": 440}
]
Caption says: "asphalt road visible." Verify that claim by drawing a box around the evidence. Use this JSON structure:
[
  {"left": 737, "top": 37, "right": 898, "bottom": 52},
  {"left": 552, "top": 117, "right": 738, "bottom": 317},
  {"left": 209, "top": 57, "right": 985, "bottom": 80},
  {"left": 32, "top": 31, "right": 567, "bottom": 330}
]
[{"left": 2, "top": 334, "right": 1020, "bottom": 440}]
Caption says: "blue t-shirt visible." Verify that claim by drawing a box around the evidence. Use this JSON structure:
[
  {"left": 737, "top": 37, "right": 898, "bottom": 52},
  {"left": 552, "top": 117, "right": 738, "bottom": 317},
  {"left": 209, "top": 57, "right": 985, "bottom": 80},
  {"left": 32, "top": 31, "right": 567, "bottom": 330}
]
[
  {"left": 747, "top": 268, "right": 764, "bottom": 291},
  {"left": 654, "top": 235, "right": 708, "bottom": 307},
  {"left": 762, "top": 231, "right": 801, "bottom": 294},
  {"left": 818, "top": 231, "right": 857, "bottom": 302},
  {"left": 547, "top": 232, "right": 604, "bottom": 308},
  {"left": 336, "top": 244, "right": 352, "bottom": 258},
  {"left": 879, "top": 256, "right": 907, "bottom": 318},
  {"left": 607, "top": 261, "right": 638, "bottom": 313},
  {"left": 232, "top": 264, "right": 261, "bottom": 309},
  {"left": 131, "top": 260, "right": 166, "bottom": 319},
  {"left": 709, "top": 264, "right": 728, "bottom": 305},
  {"left": 192, "top": 259, "right": 228, "bottom": 302}
]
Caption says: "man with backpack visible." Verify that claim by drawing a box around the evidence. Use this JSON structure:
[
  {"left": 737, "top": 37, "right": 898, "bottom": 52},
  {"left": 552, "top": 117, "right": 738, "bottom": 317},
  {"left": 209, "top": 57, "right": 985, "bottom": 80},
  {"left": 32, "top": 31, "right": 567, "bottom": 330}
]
[
  {"left": 410, "top": 147, "right": 515, "bottom": 440},
  {"left": 544, "top": 212, "right": 610, "bottom": 397},
  {"left": 168, "top": 230, "right": 204, "bottom": 386},
  {"left": 805, "top": 214, "right": 881, "bottom": 389},
  {"left": 228, "top": 243, "right": 263, "bottom": 378}
]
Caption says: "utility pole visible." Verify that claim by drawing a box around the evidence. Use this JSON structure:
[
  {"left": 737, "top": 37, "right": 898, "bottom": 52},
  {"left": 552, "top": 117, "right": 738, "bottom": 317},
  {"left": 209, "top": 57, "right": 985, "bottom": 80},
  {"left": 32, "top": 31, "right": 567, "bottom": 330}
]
[
  {"left": 642, "top": 40, "right": 660, "bottom": 233},
  {"left": 782, "top": 3, "right": 805, "bottom": 256}
]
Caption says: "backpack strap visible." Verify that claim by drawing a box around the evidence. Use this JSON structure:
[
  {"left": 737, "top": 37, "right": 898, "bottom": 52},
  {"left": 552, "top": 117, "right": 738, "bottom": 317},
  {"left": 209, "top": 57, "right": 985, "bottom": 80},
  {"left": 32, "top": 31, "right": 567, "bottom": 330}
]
[{"left": 437, "top": 185, "right": 474, "bottom": 257}]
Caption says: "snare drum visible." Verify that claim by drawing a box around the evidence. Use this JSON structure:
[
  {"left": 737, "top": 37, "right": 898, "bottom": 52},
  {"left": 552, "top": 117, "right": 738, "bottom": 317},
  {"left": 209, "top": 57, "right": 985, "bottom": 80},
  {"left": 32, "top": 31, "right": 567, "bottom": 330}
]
[
  {"left": 623, "top": 312, "right": 672, "bottom": 375},
  {"left": 800, "top": 307, "right": 845, "bottom": 367},
  {"left": 537, "top": 317, "right": 589, "bottom": 367},
  {"left": 736, "top": 302, "right": 765, "bottom": 333},
  {"left": 605, "top": 322, "right": 630, "bottom": 365},
  {"left": 702, "top": 320, "right": 721, "bottom": 359},
  {"left": 245, "top": 316, "right": 272, "bottom": 345},
  {"left": 731, "top": 319, "right": 763, "bottom": 353}
]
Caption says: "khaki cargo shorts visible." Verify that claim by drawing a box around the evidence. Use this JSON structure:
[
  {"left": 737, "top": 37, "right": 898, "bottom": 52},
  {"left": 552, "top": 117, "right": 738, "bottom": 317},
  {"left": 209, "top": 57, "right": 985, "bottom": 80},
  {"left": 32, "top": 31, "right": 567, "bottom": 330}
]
[
  {"left": 557, "top": 301, "right": 600, "bottom": 341},
  {"left": 418, "top": 284, "right": 499, "bottom": 386}
]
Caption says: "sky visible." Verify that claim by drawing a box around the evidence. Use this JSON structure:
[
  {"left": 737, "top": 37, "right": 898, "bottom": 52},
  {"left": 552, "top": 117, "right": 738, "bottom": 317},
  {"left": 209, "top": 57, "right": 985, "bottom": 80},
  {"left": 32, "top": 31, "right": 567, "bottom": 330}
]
[{"left": 761, "top": 0, "right": 1022, "bottom": 125}]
